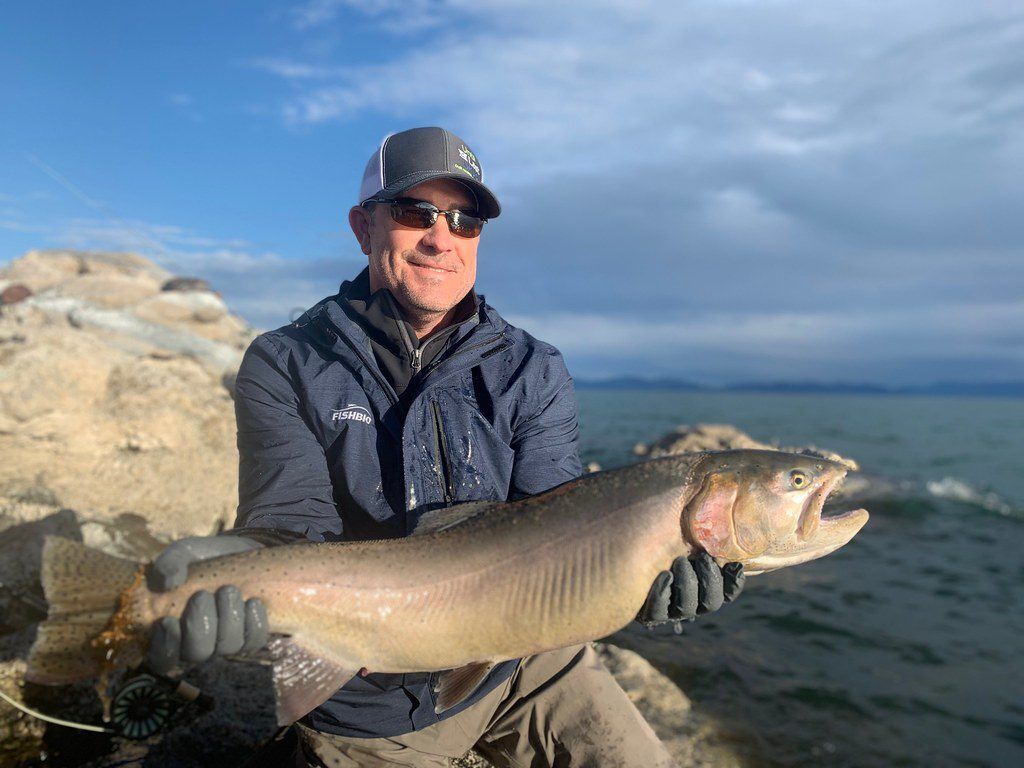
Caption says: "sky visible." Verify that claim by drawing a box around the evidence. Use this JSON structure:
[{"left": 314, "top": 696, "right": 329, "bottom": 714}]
[{"left": 2, "top": 0, "right": 1022, "bottom": 386}]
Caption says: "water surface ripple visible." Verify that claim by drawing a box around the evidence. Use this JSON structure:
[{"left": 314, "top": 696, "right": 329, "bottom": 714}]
[{"left": 581, "top": 390, "right": 1024, "bottom": 768}]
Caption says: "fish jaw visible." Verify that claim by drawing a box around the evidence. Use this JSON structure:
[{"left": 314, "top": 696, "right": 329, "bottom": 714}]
[{"left": 739, "top": 507, "right": 869, "bottom": 575}]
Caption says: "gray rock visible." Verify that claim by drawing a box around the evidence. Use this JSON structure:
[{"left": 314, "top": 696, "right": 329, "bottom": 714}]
[
  {"left": 161, "top": 277, "right": 213, "bottom": 293},
  {"left": 64, "top": 301, "right": 242, "bottom": 375},
  {"left": 15, "top": 293, "right": 240, "bottom": 377},
  {"left": 634, "top": 423, "right": 857, "bottom": 470},
  {"left": 1, "top": 284, "right": 32, "bottom": 306},
  {"left": 135, "top": 290, "right": 229, "bottom": 326}
]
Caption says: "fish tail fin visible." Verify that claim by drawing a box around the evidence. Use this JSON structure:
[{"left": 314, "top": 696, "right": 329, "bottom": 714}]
[{"left": 26, "top": 536, "right": 145, "bottom": 684}]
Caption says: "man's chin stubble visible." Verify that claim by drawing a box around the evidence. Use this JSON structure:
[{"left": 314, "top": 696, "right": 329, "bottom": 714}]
[{"left": 395, "top": 283, "right": 460, "bottom": 317}]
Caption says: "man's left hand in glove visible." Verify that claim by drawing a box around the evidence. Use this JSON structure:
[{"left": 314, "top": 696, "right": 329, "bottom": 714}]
[{"left": 636, "top": 552, "right": 745, "bottom": 627}]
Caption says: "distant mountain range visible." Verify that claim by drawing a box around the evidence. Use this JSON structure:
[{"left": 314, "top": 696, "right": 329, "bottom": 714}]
[{"left": 574, "top": 378, "right": 1024, "bottom": 398}]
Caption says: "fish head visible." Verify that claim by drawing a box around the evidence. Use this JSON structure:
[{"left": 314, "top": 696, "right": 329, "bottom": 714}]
[{"left": 683, "top": 449, "right": 869, "bottom": 575}]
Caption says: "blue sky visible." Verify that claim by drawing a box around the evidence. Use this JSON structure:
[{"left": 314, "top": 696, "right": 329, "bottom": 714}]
[{"left": 2, "top": 1, "right": 1022, "bottom": 385}]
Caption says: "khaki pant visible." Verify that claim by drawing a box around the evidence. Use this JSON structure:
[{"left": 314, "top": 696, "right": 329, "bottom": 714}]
[{"left": 296, "top": 644, "right": 677, "bottom": 768}]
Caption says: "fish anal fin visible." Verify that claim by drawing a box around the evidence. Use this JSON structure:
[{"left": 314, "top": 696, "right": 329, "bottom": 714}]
[
  {"left": 434, "top": 661, "right": 496, "bottom": 714},
  {"left": 267, "top": 636, "right": 355, "bottom": 726},
  {"left": 412, "top": 501, "right": 497, "bottom": 536}
]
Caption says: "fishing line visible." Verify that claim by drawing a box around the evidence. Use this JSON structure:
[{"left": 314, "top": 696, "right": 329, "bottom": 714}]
[
  {"left": 0, "top": 688, "right": 114, "bottom": 733},
  {"left": 23, "top": 152, "right": 172, "bottom": 259}
]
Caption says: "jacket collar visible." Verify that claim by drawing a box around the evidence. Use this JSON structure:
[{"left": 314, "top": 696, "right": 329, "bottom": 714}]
[{"left": 314, "top": 267, "right": 506, "bottom": 347}]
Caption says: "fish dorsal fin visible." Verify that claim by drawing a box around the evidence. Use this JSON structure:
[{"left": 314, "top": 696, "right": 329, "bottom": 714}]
[
  {"left": 266, "top": 636, "right": 355, "bottom": 725},
  {"left": 434, "top": 661, "right": 496, "bottom": 714},
  {"left": 411, "top": 500, "right": 498, "bottom": 536}
]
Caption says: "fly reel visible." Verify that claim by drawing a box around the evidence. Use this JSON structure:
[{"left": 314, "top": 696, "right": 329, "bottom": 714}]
[
  {"left": 109, "top": 674, "right": 174, "bottom": 739},
  {"left": 109, "top": 671, "right": 214, "bottom": 740}
]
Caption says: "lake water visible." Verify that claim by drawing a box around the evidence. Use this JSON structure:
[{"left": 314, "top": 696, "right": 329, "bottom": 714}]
[{"left": 577, "top": 390, "right": 1024, "bottom": 768}]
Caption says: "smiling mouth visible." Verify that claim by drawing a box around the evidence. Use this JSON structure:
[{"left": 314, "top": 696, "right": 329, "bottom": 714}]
[{"left": 408, "top": 260, "right": 454, "bottom": 274}]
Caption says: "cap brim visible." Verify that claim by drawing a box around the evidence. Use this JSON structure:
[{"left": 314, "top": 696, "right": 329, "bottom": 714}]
[{"left": 371, "top": 171, "right": 501, "bottom": 219}]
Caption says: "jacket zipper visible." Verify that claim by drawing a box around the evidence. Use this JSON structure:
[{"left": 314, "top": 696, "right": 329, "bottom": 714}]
[
  {"left": 383, "top": 292, "right": 425, "bottom": 372},
  {"left": 430, "top": 400, "right": 454, "bottom": 505},
  {"left": 414, "top": 329, "right": 467, "bottom": 374}
]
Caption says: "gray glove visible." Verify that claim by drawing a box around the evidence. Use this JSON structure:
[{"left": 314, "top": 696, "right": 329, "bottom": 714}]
[
  {"left": 637, "top": 552, "right": 745, "bottom": 627},
  {"left": 146, "top": 535, "right": 269, "bottom": 674}
]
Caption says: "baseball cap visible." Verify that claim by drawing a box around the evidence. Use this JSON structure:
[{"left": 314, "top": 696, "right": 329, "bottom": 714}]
[{"left": 358, "top": 127, "right": 501, "bottom": 219}]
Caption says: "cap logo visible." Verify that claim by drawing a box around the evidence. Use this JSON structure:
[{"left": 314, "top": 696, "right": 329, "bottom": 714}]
[{"left": 457, "top": 145, "right": 481, "bottom": 178}]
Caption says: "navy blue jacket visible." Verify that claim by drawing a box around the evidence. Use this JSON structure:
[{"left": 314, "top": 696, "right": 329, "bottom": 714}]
[{"left": 232, "top": 276, "right": 583, "bottom": 738}]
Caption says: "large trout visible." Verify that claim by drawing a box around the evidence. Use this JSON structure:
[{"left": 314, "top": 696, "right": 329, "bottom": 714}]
[{"left": 26, "top": 449, "right": 868, "bottom": 724}]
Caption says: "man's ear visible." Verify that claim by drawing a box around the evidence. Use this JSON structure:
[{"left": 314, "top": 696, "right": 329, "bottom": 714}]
[{"left": 348, "top": 206, "right": 373, "bottom": 256}]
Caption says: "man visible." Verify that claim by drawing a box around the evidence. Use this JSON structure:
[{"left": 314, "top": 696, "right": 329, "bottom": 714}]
[{"left": 147, "top": 127, "right": 744, "bottom": 767}]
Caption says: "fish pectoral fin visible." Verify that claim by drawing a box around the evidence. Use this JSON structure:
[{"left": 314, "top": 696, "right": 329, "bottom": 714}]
[
  {"left": 434, "top": 661, "right": 496, "bottom": 715},
  {"left": 267, "top": 636, "right": 355, "bottom": 726}
]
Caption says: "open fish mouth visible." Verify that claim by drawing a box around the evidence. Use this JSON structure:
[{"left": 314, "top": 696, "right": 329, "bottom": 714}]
[
  {"left": 748, "top": 467, "right": 869, "bottom": 576},
  {"left": 797, "top": 467, "right": 847, "bottom": 542}
]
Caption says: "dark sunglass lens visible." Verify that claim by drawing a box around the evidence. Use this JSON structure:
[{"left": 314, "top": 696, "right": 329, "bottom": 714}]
[
  {"left": 390, "top": 202, "right": 436, "bottom": 229},
  {"left": 448, "top": 211, "right": 483, "bottom": 238}
]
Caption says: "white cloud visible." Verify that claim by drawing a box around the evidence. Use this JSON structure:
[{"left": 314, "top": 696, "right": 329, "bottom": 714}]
[
  {"left": 774, "top": 103, "right": 835, "bottom": 124},
  {"left": 263, "top": 1, "right": 1024, "bottom": 196},
  {"left": 289, "top": 0, "right": 349, "bottom": 30},
  {"left": 250, "top": 58, "right": 344, "bottom": 80},
  {"left": 701, "top": 187, "right": 794, "bottom": 243},
  {"left": 167, "top": 92, "right": 204, "bottom": 122},
  {"left": 0, "top": 220, "right": 45, "bottom": 234},
  {"left": 288, "top": 0, "right": 443, "bottom": 32},
  {"left": 509, "top": 300, "right": 1024, "bottom": 382}
]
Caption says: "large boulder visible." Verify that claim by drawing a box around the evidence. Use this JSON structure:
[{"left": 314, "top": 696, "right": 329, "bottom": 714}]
[
  {"left": 0, "top": 250, "right": 258, "bottom": 540},
  {"left": 631, "top": 423, "right": 886, "bottom": 513},
  {"left": 634, "top": 422, "right": 856, "bottom": 470},
  {"left": 0, "top": 250, "right": 171, "bottom": 295}
]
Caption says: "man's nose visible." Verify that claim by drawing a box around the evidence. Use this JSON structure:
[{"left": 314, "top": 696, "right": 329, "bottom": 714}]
[{"left": 419, "top": 214, "right": 456, "bottom": 252}]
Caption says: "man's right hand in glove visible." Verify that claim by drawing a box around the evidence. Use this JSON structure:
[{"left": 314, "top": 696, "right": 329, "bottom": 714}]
[{"left": 146, "top": 534, "right": 270, "bottom": 674}]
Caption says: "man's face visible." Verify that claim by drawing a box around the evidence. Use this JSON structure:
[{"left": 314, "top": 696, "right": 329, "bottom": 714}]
[{"left": 349, "top": 178, "right": 480, "bottom": 317}]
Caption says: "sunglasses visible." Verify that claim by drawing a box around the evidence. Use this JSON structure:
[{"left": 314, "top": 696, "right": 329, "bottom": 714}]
[{"left": 363, "top": 197, "right": 486, "bottom": 239}]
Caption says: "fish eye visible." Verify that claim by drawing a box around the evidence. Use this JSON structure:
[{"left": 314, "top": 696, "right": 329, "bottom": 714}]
[{"left": 788, "top": 470, "right": 811, "bottom": 490}]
